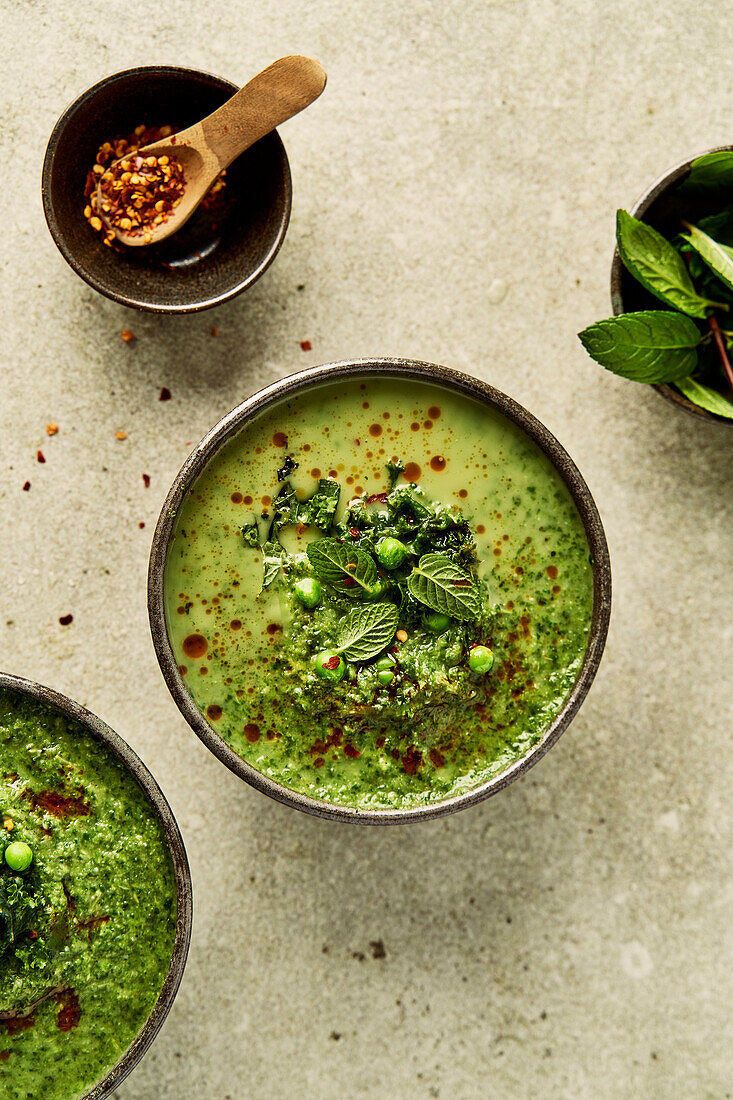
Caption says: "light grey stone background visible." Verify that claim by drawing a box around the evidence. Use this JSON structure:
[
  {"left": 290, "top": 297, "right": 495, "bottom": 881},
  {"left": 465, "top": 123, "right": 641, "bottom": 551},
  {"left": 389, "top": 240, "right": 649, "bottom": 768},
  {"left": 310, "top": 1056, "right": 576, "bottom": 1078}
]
[{"left": 1, "top": 0, "right": 731, "bottom": 1097}]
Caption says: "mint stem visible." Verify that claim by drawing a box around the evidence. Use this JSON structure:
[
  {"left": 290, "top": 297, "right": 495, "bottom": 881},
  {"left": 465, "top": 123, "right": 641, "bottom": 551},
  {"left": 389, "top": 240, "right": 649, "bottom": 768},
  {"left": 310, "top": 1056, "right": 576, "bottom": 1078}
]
[{"left": 708, "top": 315, "right": 733, "bottom": 393}]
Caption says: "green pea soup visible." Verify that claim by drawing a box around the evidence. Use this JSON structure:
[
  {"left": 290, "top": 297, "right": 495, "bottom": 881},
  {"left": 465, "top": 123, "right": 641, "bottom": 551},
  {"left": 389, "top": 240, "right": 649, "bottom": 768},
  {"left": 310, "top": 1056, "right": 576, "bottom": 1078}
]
[{"left": 164, "top": 375, "right": 596, "bottom": 811}]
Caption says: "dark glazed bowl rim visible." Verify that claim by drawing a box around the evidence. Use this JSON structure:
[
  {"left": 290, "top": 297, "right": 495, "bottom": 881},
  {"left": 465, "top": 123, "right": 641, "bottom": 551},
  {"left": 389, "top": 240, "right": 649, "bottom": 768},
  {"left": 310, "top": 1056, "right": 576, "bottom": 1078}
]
[
  {"left": 0, "top": 671, "right": 193, "bottom": 1098},
  {"left": 147, "top": 358, "right": 612, "bottom": 824},
  {"left": 609, "top": 144, "right": 733, "bottom": 425},
  {"left": 41, "top": 65, "right": 292, "bottom": 314}
]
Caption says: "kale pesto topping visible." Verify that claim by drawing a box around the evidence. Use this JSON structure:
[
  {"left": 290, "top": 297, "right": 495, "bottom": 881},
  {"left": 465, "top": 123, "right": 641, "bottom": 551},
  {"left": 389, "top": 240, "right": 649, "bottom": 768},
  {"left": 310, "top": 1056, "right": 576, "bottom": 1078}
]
[{"left": 240, "top": 460, "right": 494, "bottom": 743}]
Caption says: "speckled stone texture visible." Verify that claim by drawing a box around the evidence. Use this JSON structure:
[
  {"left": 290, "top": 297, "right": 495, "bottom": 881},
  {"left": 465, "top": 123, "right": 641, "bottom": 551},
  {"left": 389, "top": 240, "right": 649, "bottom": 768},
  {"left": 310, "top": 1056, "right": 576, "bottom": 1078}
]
[{"left": 1, "top": 1, "right": 731, "bottom": 1097}]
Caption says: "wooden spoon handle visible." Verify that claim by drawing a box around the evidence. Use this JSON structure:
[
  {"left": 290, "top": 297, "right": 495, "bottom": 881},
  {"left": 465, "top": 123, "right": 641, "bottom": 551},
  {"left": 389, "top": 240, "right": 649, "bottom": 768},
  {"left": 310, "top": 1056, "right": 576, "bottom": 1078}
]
[{"left": 197, "top": 55, "right": 326, "bottom": 169}]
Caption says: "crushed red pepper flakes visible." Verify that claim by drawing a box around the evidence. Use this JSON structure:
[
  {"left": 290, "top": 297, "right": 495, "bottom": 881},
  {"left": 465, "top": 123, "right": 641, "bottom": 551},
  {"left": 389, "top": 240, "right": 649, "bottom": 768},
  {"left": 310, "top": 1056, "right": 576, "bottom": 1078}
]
[
  {"left": 22, "top": 481, "right": 30, "bottom": 492},
  {"left": 46, "top": 422, "right": 59, "bottom": 436},
  {"left": 58, "top": 614, "right": 73, "bottom": 626},
  {"left": 159, "top": 387, "right": 171, "bottom": 401},
  {"left": 121, "top": 329, "right": 134, "bottom": 343},
  {"left": 300, "top": 340, "right": 312, "bottom": 351},
  {"left": 36, "top": 450, "right": 45, "bottom": 463},
  {"left": 115, "top": 431, "right": 127, "bottom": 440},
  {"left": 142, "top": 473, "right": 151, "bottom": 488},
  {"left": 211, "top": 326, "right": 218, "bottom": 336},
  {"left": 138, "top": 522, "right": 146, "bottom": 529}
]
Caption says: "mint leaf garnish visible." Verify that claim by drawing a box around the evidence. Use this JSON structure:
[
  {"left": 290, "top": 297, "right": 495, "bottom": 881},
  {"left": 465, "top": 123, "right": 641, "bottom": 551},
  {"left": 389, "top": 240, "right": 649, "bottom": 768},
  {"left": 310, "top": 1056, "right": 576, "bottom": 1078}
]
[
  {"left": 306, "top": 538, "right": 377, "bottom": 596},
  {"left": 578, "top": 311, "right": 702, "bottom": 383},
  {"left": 336, "top": 603, "right": 399, "bottom": 662},
  {"left": 681, "top": 222, "right": 733, "bottom": 293},
  {"left": 679, "top": 151, "right": 733, "bottom": 193},
  {"left": 406, "top": 553, "right": 481, "bottom": 621},
  {"left": 676, "top": 376, "right": 733, "bottom": 419},
  {"left": 615, "top": 210, "right": 720, "bottom": 317}
]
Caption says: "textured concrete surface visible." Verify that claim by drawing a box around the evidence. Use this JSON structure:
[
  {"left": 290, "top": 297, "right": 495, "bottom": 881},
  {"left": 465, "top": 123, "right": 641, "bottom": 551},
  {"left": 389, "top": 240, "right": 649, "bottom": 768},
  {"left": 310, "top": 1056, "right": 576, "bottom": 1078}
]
[{"left": 1, "top": 1, "right": 732, "bottom": 1097}]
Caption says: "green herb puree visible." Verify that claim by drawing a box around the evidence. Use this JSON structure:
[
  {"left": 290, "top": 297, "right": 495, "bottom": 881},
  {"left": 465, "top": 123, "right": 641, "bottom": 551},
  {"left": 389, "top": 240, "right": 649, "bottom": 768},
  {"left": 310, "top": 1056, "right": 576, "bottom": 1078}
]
[{"left": 0, "top": 688, "right": 177, "bottom": 1100}]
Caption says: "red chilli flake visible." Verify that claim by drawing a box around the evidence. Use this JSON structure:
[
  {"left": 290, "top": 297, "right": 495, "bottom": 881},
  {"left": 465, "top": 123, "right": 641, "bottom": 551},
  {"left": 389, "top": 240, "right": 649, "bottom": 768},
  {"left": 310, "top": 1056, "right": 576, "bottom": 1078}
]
[
  {"left": 323, "top": 655, "right": 341, "bottom": 670},
  {"left": 300, "top": 340, "right": 312, "bottom": 351},
  {"left": 343, "top": 743, "right": 361, "bottom": 758},
  {"left": 342, "top": 577, "right": 356, "bottom": 588},
  {"left": 22, "top": 481, "right": 30, "bottom": 492},
  {"left": 142, "top": 473, "right": 151, "bottom": 488},
  {"left": 36, "top": 450, "right": 45, "bottom": 463},
  {"left": 58, "top": 614, "right": 73, "bottom": 626},
  {"left": 55, "top": 989, "right": 82, "bottom": 1032},
  {"left": 159, "top": 387, "right": 172, "bottom": 401},
  {"left": 367, "top": 492, "right": 389, "bottom": 504}
]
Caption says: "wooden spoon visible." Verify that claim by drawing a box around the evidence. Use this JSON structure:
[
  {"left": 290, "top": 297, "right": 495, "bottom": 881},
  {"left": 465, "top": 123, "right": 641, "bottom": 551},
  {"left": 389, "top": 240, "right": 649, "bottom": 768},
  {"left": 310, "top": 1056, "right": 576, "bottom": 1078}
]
[{"left": 98, "top": 55, "right": 326, "bottom": 247}]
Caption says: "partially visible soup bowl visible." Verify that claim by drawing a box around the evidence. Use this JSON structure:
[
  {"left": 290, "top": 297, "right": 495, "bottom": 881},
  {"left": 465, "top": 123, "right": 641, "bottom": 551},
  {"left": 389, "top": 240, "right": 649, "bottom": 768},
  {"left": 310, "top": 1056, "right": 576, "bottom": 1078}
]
[
  {"left": 0, "top": 671, "right": 192, "bottom": 1099},
  {"left": 148, "top": 359, "right": 612, "bottom": 824}
]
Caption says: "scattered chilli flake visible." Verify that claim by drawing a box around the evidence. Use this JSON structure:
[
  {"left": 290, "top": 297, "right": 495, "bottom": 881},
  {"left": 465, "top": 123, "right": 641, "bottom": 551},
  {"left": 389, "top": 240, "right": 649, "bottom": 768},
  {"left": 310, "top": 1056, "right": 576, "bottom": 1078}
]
[
  {"left": 115, "top": 431, "right": 127, "bottom": 441},
  {"left": 300, "top": 340, "right": 312, "bottom": 351},
  {"left": 58, "top": 614, "right": 73, "bottom": 626},
  {"left": 121, "top": 329, "right": 134, "bottom": 343},
  {"left": 36, "top": 450, "right": 45, "bottom": 463},
  {"left": 46, "top": 422, "right": 59, "bottom": 436},
  {"left": 142, "top": 473, "right": 151, "bottom": 488},
  {"left": 159, "top": 387, "right": 171, "bottom": 401},
  {"left": 138, "top": 521, "right": 146, "bottom": 529},
  {"left": 211, "top": 326, "right": 218, "bottom": 337},
  {"left": 22, "top": 481, "right": 30, "bottom": 491}
]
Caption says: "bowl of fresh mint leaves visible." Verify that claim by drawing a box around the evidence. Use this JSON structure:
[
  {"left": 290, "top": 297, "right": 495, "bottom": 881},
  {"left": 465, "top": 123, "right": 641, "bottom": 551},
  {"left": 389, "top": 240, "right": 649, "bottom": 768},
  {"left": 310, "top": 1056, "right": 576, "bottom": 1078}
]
[{"left": 579, "top": 147, "right": 733, "bottom": 424}]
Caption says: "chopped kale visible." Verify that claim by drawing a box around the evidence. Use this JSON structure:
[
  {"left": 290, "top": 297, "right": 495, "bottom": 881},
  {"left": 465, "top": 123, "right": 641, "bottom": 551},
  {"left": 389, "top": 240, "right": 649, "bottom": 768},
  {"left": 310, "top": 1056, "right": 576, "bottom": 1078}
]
[
  {"left": 0, "top": 869, "right": 40, "bottom": 958},
  {"left": 299, "top": 478, "right": 340, "bottom": 531},
  {"left": 277, "top": 454, "right": 299, "bottom": 482},
  {"left": 241, "top": 521, "right": 260, "bottom": 548},
  {"left": 386, "top": 458, "right": 405, "bottom": 489}
]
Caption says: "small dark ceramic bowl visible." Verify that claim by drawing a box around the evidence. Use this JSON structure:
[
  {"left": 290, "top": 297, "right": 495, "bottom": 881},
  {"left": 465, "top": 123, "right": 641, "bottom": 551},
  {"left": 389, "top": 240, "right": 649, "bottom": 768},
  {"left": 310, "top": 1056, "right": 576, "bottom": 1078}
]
[
  {"left": 0, "top": 671, "right": 192, "bottom": 1098},
  {"left": 148, "top": 358, "right": 612, "bottom": 825},
  {"left": 42, "top": 66, "right": 292, "bottom": 313},
  {"left": 610, "top": 145, "right": 733, "bottom": 425}
]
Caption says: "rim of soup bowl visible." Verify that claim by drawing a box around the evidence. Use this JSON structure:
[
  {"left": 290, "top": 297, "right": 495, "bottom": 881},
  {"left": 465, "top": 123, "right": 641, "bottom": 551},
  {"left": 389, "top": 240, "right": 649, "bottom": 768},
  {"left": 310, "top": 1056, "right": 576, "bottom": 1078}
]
[
  {"left": 0, "top": 671, "right": 192, "bottom": 1098},
  {"left": 148, "top": 358, "right": 612, "bottom": 824}
]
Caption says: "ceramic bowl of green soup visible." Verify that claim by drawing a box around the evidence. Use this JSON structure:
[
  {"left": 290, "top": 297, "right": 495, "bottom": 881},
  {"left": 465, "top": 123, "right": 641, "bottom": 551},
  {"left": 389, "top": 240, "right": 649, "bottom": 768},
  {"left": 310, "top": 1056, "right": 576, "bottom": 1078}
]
[
  {"left": 0, "top": 673, "right": 192, "bottom": 1099},
  {"left": 149, "top": 359, "right": 611, "bottom": 823}
]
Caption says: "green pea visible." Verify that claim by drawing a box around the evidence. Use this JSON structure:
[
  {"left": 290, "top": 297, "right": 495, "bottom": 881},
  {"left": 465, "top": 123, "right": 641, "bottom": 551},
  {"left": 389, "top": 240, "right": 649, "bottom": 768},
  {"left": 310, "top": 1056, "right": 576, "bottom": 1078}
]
[
  {"left": 365, "top": 579, "right": 389, "bottom": 601},
  {"left": 424, "top": 611, "right": 451, "bottom": 633},
  {"left": 294, "top": 577, "right": 322, "bottom": 608},
  {"left": 4, "top": 841, "right": 33, "bottom": 872},
  {"left": 377, "top": 669, "right": 394, "bottom": 685},
  {"left": 376, "top": 537, "right": 408, "bottom": 569},
  {"left": 376, "top": 656, "right": 394, "bottom": 672},
  {"left": 468, "top": 645, "right": 494, "bottom": 674},
  {"left": 445, "top": 642, "right": 463, "bottom": 667},
  {"left": 313, "top": 650, "right": 347, "bottom": 682}
]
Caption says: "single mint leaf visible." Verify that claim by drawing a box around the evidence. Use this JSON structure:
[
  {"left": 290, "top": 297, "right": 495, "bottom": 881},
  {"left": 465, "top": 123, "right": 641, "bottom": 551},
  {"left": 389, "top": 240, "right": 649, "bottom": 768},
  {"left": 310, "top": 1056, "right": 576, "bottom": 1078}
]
[
  {"left": 578, "top": 311, "right": 702, "bottom": 383},
  {"left": 306, "top": 538, "right": 377, "bottom": 597},
  {"left": 299, "top": 479, "right": 340, "bottom": 531},
  {"left": 681, "top": 223, "right": 733, "bottom": 293},
  {"left": 386, "top": 458, "right": 405, "bottom": 489},
  {"left": 675, "top": 376, "right": 733, "bottom": 419},
  {"left": 678, "top": 151, "right": 733, "bottom": 193},
  {"left": 406, "top": 552, "right": 481, "bottom": 621},
  {"left": 615, "top": 210, "right": 716, "bottom": 317},
  {"left": 336, "top": 603, "right": 399, "bottom": 662}
]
